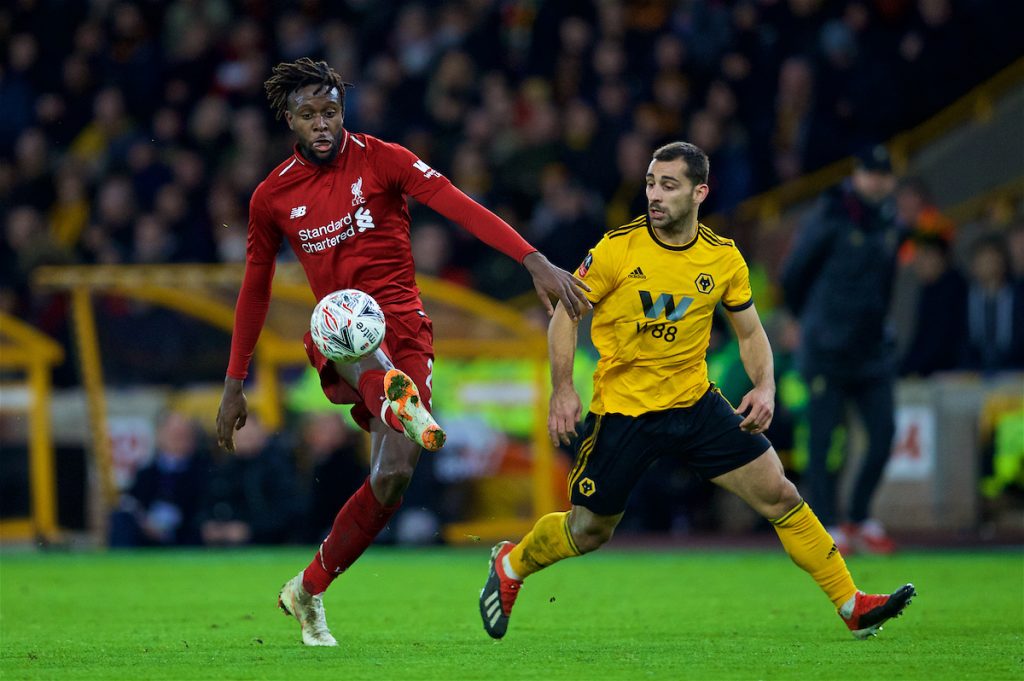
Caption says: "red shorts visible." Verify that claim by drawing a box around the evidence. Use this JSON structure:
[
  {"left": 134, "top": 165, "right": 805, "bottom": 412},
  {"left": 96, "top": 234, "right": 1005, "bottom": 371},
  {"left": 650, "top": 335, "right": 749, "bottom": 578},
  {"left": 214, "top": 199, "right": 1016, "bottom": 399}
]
[{"left": 303, "top": 308, "right": 435, "bottom": 433}]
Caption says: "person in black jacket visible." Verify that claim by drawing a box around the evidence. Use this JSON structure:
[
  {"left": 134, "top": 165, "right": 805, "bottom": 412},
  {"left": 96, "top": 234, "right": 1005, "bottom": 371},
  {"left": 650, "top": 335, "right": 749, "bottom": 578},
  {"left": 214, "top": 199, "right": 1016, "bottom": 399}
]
[
  {"left": 900, "top": 233, "right": 968, "bottom": 377},
  {"left": 108, "top": 411, "right": 206, "bottom": 547},
  {"left": 781, "top": 145, "right": 907, "bottom": 555},
  {"left": 962, "top": 234, "right": 1024, "bottom": 373},
  {"left": 198, "top": 415, "right": 299, "bottom": 546}
]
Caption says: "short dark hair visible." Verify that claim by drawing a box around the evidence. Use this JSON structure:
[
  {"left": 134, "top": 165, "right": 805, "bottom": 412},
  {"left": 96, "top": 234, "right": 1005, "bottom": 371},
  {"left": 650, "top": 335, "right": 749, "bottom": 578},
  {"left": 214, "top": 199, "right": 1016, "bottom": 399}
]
[
  {"left": 970, "top": 232, "right": 1010, "bottom": 264},
  {"left": 652, "top": 141, "right": 709, "bottom": 186},
  {"left": 264, "top": 58, "right": 350, "bottom": 120}
]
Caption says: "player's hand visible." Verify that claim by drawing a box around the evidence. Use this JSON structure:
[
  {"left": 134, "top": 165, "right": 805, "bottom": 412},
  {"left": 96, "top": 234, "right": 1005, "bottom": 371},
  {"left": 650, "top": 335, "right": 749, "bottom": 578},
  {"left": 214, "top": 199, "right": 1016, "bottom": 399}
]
[
  {"left": 523, "top": 252, "right": 592, "bottom": 320},
  {"left": 216, "top": 378, "right": 248, "bottom": 452},
  {"left": 548, "top": 384, "right": 583, "bottom": 446},
  {"left": 736, "top": 385, "right": 775, "bottom": 434}
]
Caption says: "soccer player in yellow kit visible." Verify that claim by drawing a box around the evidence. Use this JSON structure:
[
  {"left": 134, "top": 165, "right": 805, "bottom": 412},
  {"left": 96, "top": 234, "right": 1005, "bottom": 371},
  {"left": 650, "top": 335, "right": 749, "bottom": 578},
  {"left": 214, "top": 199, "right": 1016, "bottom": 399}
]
[{"left": 479, "top": 141, "right": 915, "bottom": 640}]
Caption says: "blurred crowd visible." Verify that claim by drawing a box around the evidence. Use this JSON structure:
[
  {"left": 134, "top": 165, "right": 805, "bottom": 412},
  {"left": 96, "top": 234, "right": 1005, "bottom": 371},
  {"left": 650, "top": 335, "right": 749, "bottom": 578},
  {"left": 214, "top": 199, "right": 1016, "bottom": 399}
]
[
  {"left": 108, "top": 409, "right": 461, "bottom": 547},
  {"left": 3, "top": 0, "right": 1022, "bottom": 323},
  {"left": 2, "top": 0, "right": 1023, "bottom": 542}
]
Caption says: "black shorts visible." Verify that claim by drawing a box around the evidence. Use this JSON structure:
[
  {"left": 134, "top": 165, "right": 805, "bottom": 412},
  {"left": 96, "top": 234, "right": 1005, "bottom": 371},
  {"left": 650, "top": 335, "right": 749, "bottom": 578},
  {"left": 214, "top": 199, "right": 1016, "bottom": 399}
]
[{"left": 567, "top": 387, "right": 772, "bottom": 515}]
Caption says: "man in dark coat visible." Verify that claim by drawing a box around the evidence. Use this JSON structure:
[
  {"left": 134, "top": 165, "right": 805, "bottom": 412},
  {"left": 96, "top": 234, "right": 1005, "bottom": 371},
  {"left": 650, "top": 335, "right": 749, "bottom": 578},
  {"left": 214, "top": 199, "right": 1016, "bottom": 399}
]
[{"left": 782, "top": 145, "right": 907, "bottom": 554}]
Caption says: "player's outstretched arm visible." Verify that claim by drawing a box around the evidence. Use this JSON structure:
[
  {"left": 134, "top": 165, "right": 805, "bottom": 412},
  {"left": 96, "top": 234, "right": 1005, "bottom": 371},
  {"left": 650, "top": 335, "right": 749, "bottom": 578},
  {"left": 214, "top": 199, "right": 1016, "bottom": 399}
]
[
  {"left": 547, "top": 302, "right": 585, "bottom": 446},
  {"left": 216, "top": 378, "right": 248, "bottom": 452},
  {"left": 726, "top": 304, "right": 775, "bottom": 434},
  {"left": 421, "top": 184, "right": 591, "bottom": 317},
  {"left": 524, "top": 251, "right": 592, "bottom": 320}
]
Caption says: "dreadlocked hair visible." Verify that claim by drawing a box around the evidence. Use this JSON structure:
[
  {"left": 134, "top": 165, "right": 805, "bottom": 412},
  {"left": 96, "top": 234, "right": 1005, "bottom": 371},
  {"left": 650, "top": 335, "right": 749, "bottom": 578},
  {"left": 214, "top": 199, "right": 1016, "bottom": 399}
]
[{"left": 264, "top": 58, "right": 350, "bottom": 120}]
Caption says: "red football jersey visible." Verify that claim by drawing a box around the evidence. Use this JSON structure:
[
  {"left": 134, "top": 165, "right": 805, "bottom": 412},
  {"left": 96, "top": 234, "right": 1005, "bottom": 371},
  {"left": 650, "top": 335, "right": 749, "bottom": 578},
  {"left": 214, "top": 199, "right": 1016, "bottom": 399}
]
[
  {"left": 226, "top": 130, "right": 536, "bottom": 379},
  {"left": 251, "top": 131, "right": 452, "bottom": 307}
]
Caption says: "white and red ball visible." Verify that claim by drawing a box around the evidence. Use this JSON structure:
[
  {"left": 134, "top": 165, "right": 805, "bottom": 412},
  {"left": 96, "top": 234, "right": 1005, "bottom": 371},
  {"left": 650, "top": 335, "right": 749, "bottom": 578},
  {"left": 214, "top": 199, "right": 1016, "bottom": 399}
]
[{"left": 310, "top": 289, "right": 386, "bottom": 363}]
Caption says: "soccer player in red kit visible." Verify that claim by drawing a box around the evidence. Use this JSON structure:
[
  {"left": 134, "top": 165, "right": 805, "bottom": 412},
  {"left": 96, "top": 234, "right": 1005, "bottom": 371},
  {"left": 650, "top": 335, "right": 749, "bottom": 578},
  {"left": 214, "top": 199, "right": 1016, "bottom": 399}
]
[{"left": 215, "top": 58, "right": 591, "bottom": 646}]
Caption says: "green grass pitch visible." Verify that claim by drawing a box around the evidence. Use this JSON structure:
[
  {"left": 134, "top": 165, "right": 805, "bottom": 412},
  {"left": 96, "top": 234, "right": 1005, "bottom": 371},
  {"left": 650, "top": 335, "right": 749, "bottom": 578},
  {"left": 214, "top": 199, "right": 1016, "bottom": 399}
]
[{"left": 1, "top": 546, "right": 1021, "bottom": 680}]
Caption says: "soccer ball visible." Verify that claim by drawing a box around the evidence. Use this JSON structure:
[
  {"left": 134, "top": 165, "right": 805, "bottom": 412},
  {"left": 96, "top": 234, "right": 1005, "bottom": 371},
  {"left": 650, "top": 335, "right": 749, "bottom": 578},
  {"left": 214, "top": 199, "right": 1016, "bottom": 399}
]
[{"left": 310, "top": 289, "right": 386, "bottom": 363}]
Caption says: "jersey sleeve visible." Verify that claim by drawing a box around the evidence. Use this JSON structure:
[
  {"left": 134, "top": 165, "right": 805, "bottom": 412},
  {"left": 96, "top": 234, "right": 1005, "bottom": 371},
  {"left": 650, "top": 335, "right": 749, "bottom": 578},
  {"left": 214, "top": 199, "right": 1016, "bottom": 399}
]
[
  {"left": 424, "top": 184, "right": 536, "bottom": 263},
  {"left": 245, "top": 185, "right": 283, "bottom": 265},
  {"left": 226, "top": 186, "right": 280, "bottom": 380},
  {"left": 378, "top": 141, "right": 452, "bottom": 204},
  {"left": 575, "top": 235, "right": 620, "bottom": 305},
  {"left": 721, "top": 250, "right": 754, "bottom": 311}
]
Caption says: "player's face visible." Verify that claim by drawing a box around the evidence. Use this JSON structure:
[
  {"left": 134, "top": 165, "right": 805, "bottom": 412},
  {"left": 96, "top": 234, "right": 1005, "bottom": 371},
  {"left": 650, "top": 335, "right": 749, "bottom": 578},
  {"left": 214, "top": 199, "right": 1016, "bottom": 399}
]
[
  {"left": 645, "top": 159, "right": 708, "bottom": 230},
  {"left": 285, "top": 84, "right": 344, "bottom": 164}
]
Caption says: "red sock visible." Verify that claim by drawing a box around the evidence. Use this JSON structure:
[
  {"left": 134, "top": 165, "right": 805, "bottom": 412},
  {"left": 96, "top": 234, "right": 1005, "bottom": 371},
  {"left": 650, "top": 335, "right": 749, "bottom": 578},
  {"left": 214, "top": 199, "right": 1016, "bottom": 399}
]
[
  {"left": 302, "top": 478, "right": 401, "bottom": 595},
  {"left": 357, "top": 369, "right": 404, "bottom": 433}
]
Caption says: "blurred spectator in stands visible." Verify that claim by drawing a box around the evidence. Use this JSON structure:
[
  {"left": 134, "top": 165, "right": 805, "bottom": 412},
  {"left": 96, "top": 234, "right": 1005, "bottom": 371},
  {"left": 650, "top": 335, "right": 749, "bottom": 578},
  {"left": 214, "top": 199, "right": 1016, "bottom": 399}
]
[
  {"left": 605, "top": 131, "right": 650, "bottom": 228},
  {"left": 898, "top": 0, "right": 968, "bottom": 126},
  {"left": 213, "top": 18, "right": 267, "bottom": 102},
  {"left": 69, "top": 87, "right": 135, "bottom": 177},
  {"left": 106, "top": 2, "right": 162, "bottom": 119},
  {"left": 126, "top": 140, "right": 173, "bottom": 211},
  {"left": 688, "top": 108, "right": 752, "bottom": 215},
  {"left": 81, "top": 175, "right": 136, "bottom": 263},
  {"left": 497, "top": 79, "right": 561, "bottom": 210},
  {"left": 1, "top": 206, "right": 72, "bottom": 317},
  {"left": 109, "top": 411, "right": 206, "bottom": 547},
  {"left": 900, "top": 233, "right": 967, "bottom": 377},
  {"left": 0, "top": 33, "right": 40, "bottom": 152},
  {"left": 295, "top": 412, "right": 367, "bottom": 544},
  {"left": 49, "top": 165, "right": 91, "bottom": 249},
  {"left": 813, "top": 19, "right": 861, "bottom": 164},
  {"left": 189, "top": 95, "right": 232, "bottom": 169},
  {"left": 412, "top": 221, "right": 472, "bottom": 287},
  {"left": 594, "top": 79, "right": 632, "bottom": 141},
  {"left": 11, "top": 127, "right": 54, "bottom": 210},
  {"left": 1007, "top": 223, "right": 1024, "bottom": 284},
  {"left": 199, "top": 416, "right": 298, "bottom": 546},
  {"left": 895, "top": 176, "right": 956, "bottom": 264},
  {"left": 207, "top": 181, "right": 247, "bottom": 263},
  {"left": 962, "top": 234, "right": 1024, "bottom": 373},
  {"left": 132, "top": 214, "right": 176, "bottom": 264},
  {"left": 56, "top": 53, "right": 99, "bottom": 144},
  {"left": 781, "top": 144, "right": 905, "bottom": 555},
  {"left": 527, "top": 164, "right": 602, "bottom": 272},
  {"left": 561, "top": 98, "right": 614, "bottom": 195},
  {"left": 769, "top": 56, "right": 816, "bottom": 184},
  {"left": 425, "top": 50, "right": 476, "bottom": 165}
]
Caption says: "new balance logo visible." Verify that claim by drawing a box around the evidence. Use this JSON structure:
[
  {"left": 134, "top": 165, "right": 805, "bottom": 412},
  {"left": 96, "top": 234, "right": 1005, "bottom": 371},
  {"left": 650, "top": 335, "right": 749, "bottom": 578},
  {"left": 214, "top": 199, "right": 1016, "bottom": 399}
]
[
  {"left": 628, "top": 267, "right": 646, "bottom": 279},
  {"left": 290, "top": 206, "right": 307, "bottom": 219}
]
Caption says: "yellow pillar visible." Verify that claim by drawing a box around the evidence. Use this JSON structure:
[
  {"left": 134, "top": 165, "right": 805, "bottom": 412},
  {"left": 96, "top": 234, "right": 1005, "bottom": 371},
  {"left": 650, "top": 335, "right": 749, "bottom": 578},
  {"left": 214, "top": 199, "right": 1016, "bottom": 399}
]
[
  {"left": 70, "top": 287, "right": 117, "bottom": 510},
  {"left": 255, "top": 348, "right": 282, "bottom": 431},
  {"left": 531, "top": 358, "right": 556, "bottom": 516},
  {"left": 27, "top": 361, "right": 58, "bottom": 538}
]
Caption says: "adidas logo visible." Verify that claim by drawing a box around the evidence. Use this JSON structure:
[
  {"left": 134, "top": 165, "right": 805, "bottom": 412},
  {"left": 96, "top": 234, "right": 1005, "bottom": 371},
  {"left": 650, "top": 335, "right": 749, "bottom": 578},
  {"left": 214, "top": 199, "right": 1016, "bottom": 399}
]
[
  {"left": 628, "top": 267, "right": 646, "bottom": 279},
  {"left": 483, "top": 590, "right": 501, "bottom": 628}
]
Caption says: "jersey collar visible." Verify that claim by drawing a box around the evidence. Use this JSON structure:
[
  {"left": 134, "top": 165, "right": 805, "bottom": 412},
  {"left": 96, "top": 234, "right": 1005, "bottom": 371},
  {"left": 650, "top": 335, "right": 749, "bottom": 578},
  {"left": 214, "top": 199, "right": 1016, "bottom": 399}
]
[{"left": 648, "top": 220, "right": 701, "bottom": 251}]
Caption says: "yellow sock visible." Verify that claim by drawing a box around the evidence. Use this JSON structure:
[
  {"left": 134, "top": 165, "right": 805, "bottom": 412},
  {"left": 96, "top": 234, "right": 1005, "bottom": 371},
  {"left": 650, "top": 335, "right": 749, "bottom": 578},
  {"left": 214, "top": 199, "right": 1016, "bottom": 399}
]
[
  {"left": 507, "top": 511, "right": 581, "bottom": 579},
  {"left": 771, "top": 501, "right": 858, "bottom": 608}
]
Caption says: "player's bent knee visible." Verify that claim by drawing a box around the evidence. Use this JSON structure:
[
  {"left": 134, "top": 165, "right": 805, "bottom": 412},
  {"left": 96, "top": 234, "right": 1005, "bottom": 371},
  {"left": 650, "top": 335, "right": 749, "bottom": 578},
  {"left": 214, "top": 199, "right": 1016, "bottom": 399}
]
[
  {"left": 572, "top": 525, "right": 614, "bottom": 553},
  {"left": 370, "top": 466, "right": 414, "bottom": 503},
  {"left": 762, "top": 479, "right": 802, "bottom": 519},
  {"left": 569, "top": 514, "right": 618, "bottom": 553}
]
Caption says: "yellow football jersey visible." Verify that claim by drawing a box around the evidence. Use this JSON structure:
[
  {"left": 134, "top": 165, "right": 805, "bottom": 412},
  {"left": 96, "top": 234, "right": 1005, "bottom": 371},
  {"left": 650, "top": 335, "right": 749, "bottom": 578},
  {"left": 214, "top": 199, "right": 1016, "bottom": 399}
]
[{"left": 575, "top": 215, "right": 753, "bottom": 415}]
